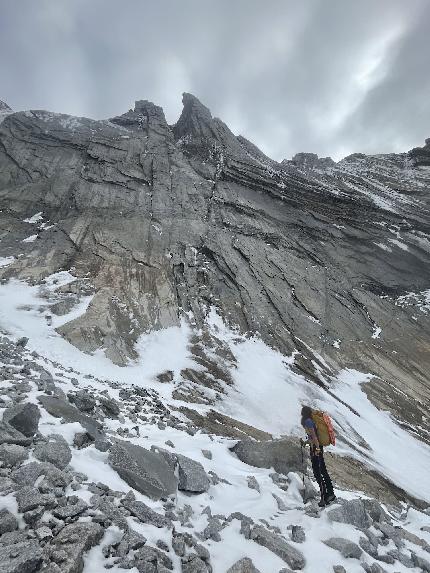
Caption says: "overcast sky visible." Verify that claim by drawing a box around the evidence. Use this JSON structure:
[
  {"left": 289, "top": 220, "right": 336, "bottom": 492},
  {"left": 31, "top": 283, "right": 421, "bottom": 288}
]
[{"left": 1, "top": 0, "right": 429, "bottom": 161}]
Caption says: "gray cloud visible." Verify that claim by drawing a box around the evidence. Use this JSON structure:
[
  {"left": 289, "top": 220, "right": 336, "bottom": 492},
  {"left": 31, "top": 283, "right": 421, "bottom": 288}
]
[{"left": 1, "top": 0, "right": 429, "bottom": 161}]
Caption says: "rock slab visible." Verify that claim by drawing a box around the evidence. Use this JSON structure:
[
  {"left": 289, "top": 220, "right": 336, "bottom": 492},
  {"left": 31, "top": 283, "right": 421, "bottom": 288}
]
[
  {"left": 250, "top": 526, "right": 305, "bottom": 570},
  {"left": 109, "top": 440, "right": 177, "bottom": 500},
  {"left": 232, "top": 438, "right": 304, "bottom": 475}
]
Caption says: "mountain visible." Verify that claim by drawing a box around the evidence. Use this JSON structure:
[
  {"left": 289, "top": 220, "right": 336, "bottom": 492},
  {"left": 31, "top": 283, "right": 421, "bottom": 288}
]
[{"left": 0, "top": 94, "right": 429, "bottom": 572}]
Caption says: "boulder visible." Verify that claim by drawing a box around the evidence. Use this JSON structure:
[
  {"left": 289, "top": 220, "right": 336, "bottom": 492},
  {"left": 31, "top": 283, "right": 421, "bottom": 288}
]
[
  {"left": 33, "top": 435, "right": 72, "bottom": 469},
  {"left": 327, "top": 499, "right": 372, "bottom": 529},
  {"left": 67, "top": 391, "right": 96, "bottom": 412},
  {"left": 250, "top": 526, "right": 305, "bottom": 570},
  {"left": 247, "top": 476, "right": 260, "bottom": 493},
  {"left": 121, "top": 498, "right": 171, "bottom": 528},
  {"left": 42, "top": 522, "right": 103, "bottom": 573},
  {"left": 226, "top": 557, "right": 262, "bottom": 572},
  {"left": 412, "top": 553, "right": 430, "bottom": 572},
  {"left": 134, "top": 545, "right": 173, "bottom": 571},
  {"left": 11, "top": 461, "right": 71, "bottom": 489},
  {"left": 109, "top": 440, "right": 177, "bottom": 500},
  {"left": 0, "top": 508, "right": 18, "bottom": 535},
  {"left": 0, "top": 422, "right": 32, "bottom": 446},
  {"left": 231, "top": 438, "right": 304, "bottom": 475},
  {"left": 37, "top": 396, "right": 104, "bottom": 442},
  {"left": 0, "top": 540, "right": 42, "bottom": 572},
  {"left": 177, "top": 454, "right": 210, "bottom": 493},
  {"left": 116, "top": 528, "right": 147, "bottom": 557},
  {"left": 0, "top": 443, "right": 29, "bottom": 467},
  {"left": 93, "top": 497, "right": 128, "bottom": 530},
  {"left": 323, "top": 537, "right": 362, "bottom": 559},
  {"left": 181, "top": 554, "right": 210, "bottom": 572},
  {"left": 291, "top": 526, "right": 305, "bottom": 544},
  {"left": 3, "top": 403, "right": 40, "bottom": 437},
  {"left": 99, "top": 395, "right": 120, "bottom": 417}
]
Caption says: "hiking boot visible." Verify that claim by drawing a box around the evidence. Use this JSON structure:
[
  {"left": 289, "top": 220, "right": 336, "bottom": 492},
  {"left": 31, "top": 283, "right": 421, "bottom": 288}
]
[
  {"left": 318, "top": 497, "right": 327, "bottom": 507},
  {"left": 324, "top": 493, "right": 336, "bottom": 504}
]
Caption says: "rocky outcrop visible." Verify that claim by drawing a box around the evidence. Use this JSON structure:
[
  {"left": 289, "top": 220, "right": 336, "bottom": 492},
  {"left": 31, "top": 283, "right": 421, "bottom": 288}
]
[{"left": 409, "top": 138, "right": 430, "bottom": 166}]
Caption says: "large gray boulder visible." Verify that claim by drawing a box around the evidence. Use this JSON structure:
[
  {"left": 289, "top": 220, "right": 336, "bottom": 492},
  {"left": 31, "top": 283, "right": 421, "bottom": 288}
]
[
  {"left": 3, "top": 403, "right": 40, "bottom": 437},
  {"left": 0, "top": 540, "right": 43, "bottom": 573},
  {"left": 226, "top": 557, "right": 261, "bottom": 572},
  {"left": 42, "top": 522, "right": 103, "bottom": 573},
  {"left": 250, "top": 526, "right": 305, "bottom": 570},
  {"left": 323, "top": 537, "right": 362, "bottom": 559},
  {"left": 177, "top": 454, "right": 210, "bottom": 493},
  {"left": 108, "top": 440, "right": 177, "bottom": 500},
  {"left": 231, "top": 437, "right": 304, "bottom": 475},
  {"left": 33, "top": 435, "right": 72, "bottom": 469},
  {"left": 327, "top": 499, "right": 372, "bottom": 529}
]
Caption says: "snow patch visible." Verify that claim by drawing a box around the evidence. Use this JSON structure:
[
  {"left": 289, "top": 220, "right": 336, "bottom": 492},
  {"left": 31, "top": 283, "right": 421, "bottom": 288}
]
[
  {"left": 24, "top": 212, "right": 43, "bottom": 224},
  {"left": 0, "top": 256, "right": 15, "bottom": 268},
  {"left": 22, "top": 234, "right": 38, "bottom": 243}
]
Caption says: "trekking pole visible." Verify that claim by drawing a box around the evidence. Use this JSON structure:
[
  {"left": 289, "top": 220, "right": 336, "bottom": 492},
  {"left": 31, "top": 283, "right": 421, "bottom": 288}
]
[{"left": 300, "top": 441, "right": 305, "bottom": 489}]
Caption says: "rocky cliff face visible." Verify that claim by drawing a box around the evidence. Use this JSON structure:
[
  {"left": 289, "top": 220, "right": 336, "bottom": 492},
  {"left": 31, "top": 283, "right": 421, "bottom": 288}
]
[{"left": 0, "top": 94, "right": 429, "bottom": 443}]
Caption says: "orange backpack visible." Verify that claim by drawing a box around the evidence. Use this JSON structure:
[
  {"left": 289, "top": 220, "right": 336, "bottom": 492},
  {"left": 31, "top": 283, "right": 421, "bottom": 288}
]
[{"left": 311, "top": 410, "right": 336, "bottom": 446}]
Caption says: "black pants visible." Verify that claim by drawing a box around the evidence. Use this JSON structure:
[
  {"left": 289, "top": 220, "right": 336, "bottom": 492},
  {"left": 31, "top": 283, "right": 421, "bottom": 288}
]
[{"left": 311, "top": 447, "right": 334, "bottom": 497}]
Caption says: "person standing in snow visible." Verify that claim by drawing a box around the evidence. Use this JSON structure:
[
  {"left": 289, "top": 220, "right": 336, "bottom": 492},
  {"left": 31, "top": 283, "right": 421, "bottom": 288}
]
[{"left": 301, "top": 405, "right": 336, "bottom": 507}]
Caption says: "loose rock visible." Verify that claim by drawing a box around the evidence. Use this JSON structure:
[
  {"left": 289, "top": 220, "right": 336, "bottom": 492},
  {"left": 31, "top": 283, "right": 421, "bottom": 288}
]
[
  {"left": 33, "top": 435, "right": 72, "bottom": 469},
  {"left": 177, "top": 454, "right": 210, "bottom": 493},
  {"left": 250, "top": 526, "right": 305, "bottom": 570},
  {"left": 226, "top": 557, "right": 262, "bottom": 572},
  {"left": 323, "top": 537, "right": 362, "bottom": 559},
  {"left": 3, "top": 403, "right": 40, "bottom": 437},
  {"left": 0, "top": 508, "right": 18, "bottom": 535}
]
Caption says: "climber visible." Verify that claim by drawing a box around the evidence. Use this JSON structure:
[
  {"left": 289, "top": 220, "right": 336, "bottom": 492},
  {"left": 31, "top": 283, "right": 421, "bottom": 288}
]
[{"left": 300, "top": 405, "right": 336, "bottom": 507}]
